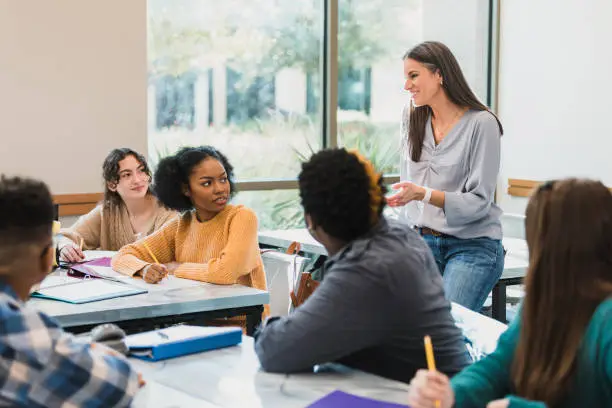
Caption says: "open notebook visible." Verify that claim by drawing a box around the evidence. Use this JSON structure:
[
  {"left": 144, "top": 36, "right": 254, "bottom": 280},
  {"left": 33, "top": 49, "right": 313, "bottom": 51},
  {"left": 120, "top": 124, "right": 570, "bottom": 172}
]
[{"left": 31, "top": 278, "right": 147, "bottom": 304}]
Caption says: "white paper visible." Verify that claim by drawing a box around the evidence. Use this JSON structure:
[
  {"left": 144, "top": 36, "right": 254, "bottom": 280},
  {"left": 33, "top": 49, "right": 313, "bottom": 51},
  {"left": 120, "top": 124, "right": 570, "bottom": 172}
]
[
  {"left": 126, "top": 325, "right": 241, "bottom": 348},
  {"left": 37, "top": 275, "right": 82, "bottom": 289},
  {"left": 36, "top": 279, "right": 142, "bottom": 303},
  {"left": 83, "top": 250, "right": 118, "bottom": 262},
  {"left": 127, "top": 275, "right": 202, "bottom": 292},
  {"left": 86, "top": 265, "right": 132, "bottom": 281}
]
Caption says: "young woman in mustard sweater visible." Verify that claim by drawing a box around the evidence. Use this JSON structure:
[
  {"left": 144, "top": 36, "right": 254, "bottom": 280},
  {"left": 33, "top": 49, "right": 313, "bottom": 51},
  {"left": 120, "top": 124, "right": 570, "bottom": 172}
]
[
  {"left": 407, "top": 179, "right": 612, "bottom": 408},
  {"left": 111, "top": 146, "right": 266, "bottom": 307}
]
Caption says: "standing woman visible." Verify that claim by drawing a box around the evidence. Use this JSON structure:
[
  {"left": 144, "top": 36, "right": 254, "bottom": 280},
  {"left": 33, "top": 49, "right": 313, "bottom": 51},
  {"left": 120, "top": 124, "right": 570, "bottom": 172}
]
[{"left": 387, "top": 41, "right": 504, "bottom": 312}]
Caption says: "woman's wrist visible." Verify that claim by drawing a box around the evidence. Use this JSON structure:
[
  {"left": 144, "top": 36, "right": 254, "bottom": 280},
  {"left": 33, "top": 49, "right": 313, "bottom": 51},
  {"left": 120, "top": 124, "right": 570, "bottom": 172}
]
[{"left": 416, "top": 185, "right": 428, "bottom": 202}]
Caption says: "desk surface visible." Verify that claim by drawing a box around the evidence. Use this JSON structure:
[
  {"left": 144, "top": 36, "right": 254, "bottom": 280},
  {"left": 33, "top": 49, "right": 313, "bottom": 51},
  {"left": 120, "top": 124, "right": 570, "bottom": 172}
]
[
  {"left": 29, "top": 272, "right": 269, "bottom": 328},
  {"left": 259, "top": 228, "right": 529, "bottom": 279},
  {"left": 131, "top": 336, "right": 409, "bottom": 408}
]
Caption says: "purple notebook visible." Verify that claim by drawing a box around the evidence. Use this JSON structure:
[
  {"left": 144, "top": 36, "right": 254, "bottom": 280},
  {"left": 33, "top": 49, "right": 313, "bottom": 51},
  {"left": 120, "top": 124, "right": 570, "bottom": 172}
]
[{"left": 308, "top": 391, "right": 408, "bottom": 408}]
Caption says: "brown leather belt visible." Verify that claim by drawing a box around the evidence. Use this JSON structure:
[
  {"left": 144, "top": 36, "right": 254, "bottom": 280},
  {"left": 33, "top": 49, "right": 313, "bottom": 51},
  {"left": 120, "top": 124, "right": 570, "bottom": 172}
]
[{"left": 417, "top": 227, "right": 447, "bottom": 237}]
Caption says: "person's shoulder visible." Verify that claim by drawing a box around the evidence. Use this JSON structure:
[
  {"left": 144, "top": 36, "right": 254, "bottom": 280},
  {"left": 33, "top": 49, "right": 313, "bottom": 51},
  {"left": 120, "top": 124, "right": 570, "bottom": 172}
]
[
  {"left": 378, "top": 220, "right": 438, "bottom": 271},
  {"left": 227, "top": 205, "right": 257, "bottom": 219},
  {"left": 468, "top": 109, "right": 501, "bottom": 133},
  {"left": 86, "top": 204, "right": 105, "bottom": 218},
  {"left": 0, "top": 298, "right": 63, "bottom": 362},
  {"left": 591, "top": 298, "right": 612, "bottom": 325},
  {"left": 385, "top": 219, "right": 428, "bottom": 250},
  {"left": 226, "top": 205, "right": 258, "bottom": 227},
  {"left": 356, "top": 220, "right": 430, "bottom": 269},
  {"left": 154, "top": 201, "right": 179, "bottom": 223}
]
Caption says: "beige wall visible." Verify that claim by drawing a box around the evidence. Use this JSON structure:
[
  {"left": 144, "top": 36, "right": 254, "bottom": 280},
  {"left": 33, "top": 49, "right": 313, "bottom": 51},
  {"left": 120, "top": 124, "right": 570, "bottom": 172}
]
[{"left": 0, "top": 0, "right": 147, "bottom": 194}]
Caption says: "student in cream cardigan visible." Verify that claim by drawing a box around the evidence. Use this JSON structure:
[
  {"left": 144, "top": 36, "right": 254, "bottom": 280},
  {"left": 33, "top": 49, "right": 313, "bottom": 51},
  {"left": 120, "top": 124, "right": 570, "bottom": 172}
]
[{"left": 58, "top": 148, "right": 176, "bottom": 261}]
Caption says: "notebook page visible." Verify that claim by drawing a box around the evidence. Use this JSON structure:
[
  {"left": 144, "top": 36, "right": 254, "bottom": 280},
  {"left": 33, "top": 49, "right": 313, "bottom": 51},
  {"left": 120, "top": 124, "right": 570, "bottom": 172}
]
[
  {"left": 86, "top": 265, "right": 132, "bottom": 281},
  {"left": 36, "top": 279, "right": 142, "bottom": 303},
  {"left": 38, "top": 275, "right": 82, "bottom": 289},
  {"left": 83, "top": 250, "right": 118, "bottom": 262}
]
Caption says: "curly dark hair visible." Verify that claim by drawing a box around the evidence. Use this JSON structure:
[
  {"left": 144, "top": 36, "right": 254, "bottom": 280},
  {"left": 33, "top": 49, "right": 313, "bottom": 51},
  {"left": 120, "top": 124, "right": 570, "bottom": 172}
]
[
  {"left": 298, "top": 148, "right": 387, "bottom": 242},
  {"left": 154, "top": 146, "right": 236, "bottom": 212},
  {"left": 0, "top": 175, "right": 54, "bottom": 246},
  {"left": 102, "top": 148, "right": 152, "bottom": 209}
]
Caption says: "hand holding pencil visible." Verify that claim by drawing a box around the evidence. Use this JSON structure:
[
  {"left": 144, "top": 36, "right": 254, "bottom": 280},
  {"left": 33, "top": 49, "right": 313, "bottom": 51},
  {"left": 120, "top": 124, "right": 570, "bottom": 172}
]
[
  {"left": 139, "top": 242, "right": 168, "bottom": 284},
  {"left": 406, "top": 336, "right": 455, "bottom": 408}
]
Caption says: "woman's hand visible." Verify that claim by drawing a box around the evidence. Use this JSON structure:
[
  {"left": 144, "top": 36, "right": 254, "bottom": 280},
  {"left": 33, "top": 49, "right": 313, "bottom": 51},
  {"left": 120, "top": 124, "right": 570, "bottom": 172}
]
[
  {"left": 139, "top": 264, "right": 168, "bottom": 284},
  {"left": 386, "top": 182, "right": 425, "bottom": 207},
  {"left": 59, "top": 243, "right": 85, "bottom": 263},
  {"left": 407, "top": 369, "right": 454, "bottom": 408}
]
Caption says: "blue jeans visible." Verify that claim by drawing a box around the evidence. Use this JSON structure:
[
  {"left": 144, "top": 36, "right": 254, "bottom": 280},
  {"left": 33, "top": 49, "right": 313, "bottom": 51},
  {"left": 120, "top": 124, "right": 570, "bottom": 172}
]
[{"left": 421, "top": 234, "right": 505, "bottom": 312}]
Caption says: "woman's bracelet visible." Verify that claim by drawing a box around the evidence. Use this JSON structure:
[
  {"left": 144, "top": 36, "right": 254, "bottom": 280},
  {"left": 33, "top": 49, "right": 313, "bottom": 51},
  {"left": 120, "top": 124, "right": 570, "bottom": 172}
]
[{"left": 422, "top": 187, "right": 433, "bottom": 204}]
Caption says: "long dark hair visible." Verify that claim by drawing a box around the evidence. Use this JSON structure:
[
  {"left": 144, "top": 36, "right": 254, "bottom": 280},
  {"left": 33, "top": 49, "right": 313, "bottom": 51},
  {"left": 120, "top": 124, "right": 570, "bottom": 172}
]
[
  {"left": 403, "top": 41, "right": 503, "bottom": 161},
  {"left": 512, "top": 179, "right": 612, "bottom": 406},
  {"left": 154, "top": 146, "right": 236, "bottom": 212},
  {"left": 102, "top": 148, "right": 152, "bottom": 210}
]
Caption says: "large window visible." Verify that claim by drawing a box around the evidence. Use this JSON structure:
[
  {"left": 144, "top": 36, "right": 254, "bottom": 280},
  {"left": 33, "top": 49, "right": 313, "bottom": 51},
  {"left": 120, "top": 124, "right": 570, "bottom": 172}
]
[
  {"left": 148, "top": 0, "right": 495, "bottom": 230},
  {"left": 148, "top": 0, "right": 323, "bottom": 180}
]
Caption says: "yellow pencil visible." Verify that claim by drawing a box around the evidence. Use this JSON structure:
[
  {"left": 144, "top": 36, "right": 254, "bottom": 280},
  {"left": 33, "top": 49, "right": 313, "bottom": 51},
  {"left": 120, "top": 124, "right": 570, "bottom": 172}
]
[
  {"left": 424, "top": 335, "right": 441, "bottom": 408},
  {"left": 79, "top": 237, "right": 84, "bottom": 251},
  {"left": 142, "top": 242, "right": 159, "bottom": 264}
]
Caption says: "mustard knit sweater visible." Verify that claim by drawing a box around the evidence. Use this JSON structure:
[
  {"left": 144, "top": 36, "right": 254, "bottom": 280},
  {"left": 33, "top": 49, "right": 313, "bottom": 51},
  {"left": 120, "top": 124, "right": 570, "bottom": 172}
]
[{"left": 111, "top": 204, "right": 267, "bottom": 296}]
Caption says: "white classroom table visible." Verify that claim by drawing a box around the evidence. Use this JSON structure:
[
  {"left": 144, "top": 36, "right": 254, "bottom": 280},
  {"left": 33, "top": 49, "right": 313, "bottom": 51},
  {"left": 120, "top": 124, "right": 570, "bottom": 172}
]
[
  {"left": 131, "top": 336, "right": 410, "bottom": 408},
  {"left": 29, "top": 259, "right": 269, "bottom": 335},
  {"left": 258, "top": 228, "right": 529, "bottom": 322},
  {"left": 131, "top": 303, "right": 508, "bottom": 408}
]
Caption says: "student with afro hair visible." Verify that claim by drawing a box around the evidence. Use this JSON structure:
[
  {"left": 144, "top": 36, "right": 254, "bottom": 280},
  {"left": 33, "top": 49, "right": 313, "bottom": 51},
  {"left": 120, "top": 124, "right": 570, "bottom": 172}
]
[
  {"left": 254, "top": 148, "right": 469, "bottom": 384},
  {"left": 112, "top": 146, "right": 267, "bottom": 328}
]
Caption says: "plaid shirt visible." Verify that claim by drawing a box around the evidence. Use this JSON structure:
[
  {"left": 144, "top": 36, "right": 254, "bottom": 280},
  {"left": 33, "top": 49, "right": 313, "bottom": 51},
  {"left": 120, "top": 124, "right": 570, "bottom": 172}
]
[{"left": 0, "top": 281, "right": 139, "bottom": 407}]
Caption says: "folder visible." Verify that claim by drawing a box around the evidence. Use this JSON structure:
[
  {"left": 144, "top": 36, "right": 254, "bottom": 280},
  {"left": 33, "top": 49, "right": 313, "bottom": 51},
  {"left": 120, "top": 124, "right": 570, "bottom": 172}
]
[
  {"left": 31, "top": 279, "right": 147, "bottom": 304},
  {"left": 67, "top": 259, "right": 129, "bottom": 284},
  {"left": 308, "top": 391, "right": 408, "bottom": 407},
  {"left": 126, "top": 325, "right": 242, "bottom": 361}
]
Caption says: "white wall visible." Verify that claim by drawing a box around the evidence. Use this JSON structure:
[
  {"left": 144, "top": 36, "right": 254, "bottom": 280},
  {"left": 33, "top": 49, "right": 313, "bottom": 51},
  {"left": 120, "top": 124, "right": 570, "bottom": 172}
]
[
  {"left": 0, "top": 0, "right": 147, "bottom": 195},
  {"left": 422, "top": 0, "right": 490, "bottom": 102},
  {"left": 497, "top": 0, "right": 612, "bottom": 213}
]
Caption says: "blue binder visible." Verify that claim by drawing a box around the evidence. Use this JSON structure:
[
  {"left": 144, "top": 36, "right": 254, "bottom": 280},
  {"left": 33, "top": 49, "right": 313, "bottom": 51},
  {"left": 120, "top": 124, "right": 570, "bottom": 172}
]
[{"left": 126, "top": 325, "right": 242, "bottom": 361}]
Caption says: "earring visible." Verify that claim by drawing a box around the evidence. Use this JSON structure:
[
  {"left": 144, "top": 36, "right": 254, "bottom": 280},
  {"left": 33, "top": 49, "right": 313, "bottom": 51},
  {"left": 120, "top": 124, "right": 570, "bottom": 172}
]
[{"left": 440, "top": 79, "right": 444, "bottom": 86}]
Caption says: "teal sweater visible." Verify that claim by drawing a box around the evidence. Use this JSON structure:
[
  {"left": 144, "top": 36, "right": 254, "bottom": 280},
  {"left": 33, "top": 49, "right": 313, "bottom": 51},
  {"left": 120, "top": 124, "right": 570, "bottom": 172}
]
[{"left": 451, "top": 299, "right": 612, "bottom": 408}]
